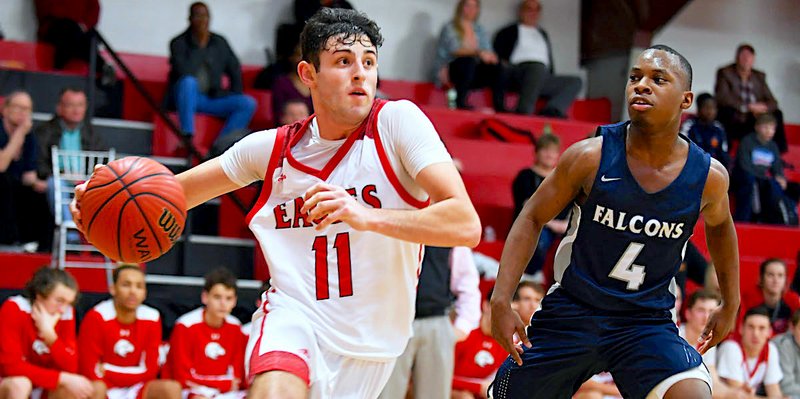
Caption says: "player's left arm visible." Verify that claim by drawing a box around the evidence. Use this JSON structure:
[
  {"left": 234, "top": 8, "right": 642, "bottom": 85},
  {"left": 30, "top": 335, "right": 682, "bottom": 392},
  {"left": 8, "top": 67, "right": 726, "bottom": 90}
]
[
  {"left": 698, "top": 158, "right": 740, "bottom": 353},
  {"left": 763, "top": 383, "right": 784, "bottom": 399},
  {"left": 304, "top": 161, "right": 481, "bottom": 247}
]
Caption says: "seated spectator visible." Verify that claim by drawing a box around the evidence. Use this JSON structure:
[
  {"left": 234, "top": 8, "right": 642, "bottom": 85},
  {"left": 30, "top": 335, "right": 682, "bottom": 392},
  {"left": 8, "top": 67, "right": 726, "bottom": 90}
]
[
  {"left": 741, "top": 258, "right": 800, "bottom": 336},
  {"left": 452, "top": 290, "right": 510, "bottom": 399},
  {"left": 33, "top": 0, "right": 114, "bottom": 83},
  {"left": 493, "top": 0, "right": 581, "bottom": 117},
  {"left": 511, "top": 281, "right": 544, "bottom": 327},
  {"left": 34, "top": 86, "right": 106, "bottom": 216},
  {"left": 774, "top": 309, "right": 800, "bottom": 398},
  {"left": 718, "top": 306, "right": 784, "bottom": 398},
  {"left": 279, "top": 99, "right": 312, "bottom": 126},
  {"left": 511, "top": 134, "right": 569, "bottom": 278},
  {"left": 573, "top": 373, "right": 621, "bottom": 399},
  {"left": 0, "top": 91, "right": 52, "bottom": 252},
  {"left": 78, "top": 265, "right": 181, "bottom": 399},
  {"left": 0, "top": 267, "right": 100, "bottom": 399},
  {"left": 732, "top": 113, "right": 793, "bottom": 224},
  {"left": 271, "top": 45, "right": 313, "bottom": 126},
  {"left": 434, "top": 0, "right": 506, "bottom": 111},
  {"left": 166, "top": 268, "right": 247, "bottom": 398},
  {"left": 681, "top": 93, "right": 731, "bottom": 168},
  {"left": 715, "top": 44, "right": 787, "bottom": 153},
  {"left": 167, "top": 2, "right": 256, "bottom": 142}
]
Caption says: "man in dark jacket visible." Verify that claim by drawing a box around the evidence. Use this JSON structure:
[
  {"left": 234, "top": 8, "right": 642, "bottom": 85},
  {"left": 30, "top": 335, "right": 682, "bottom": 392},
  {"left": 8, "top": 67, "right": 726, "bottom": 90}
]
[
  {"left": 493, "top": 0, "right": 581, "bottom": 117},
  {"left": 34, "top": 86, "right": 105, "bottom": 221},
  {"left": 167, "top": 2, "right": 256, "bottom": 140},
  {"left": 715, "top": 44, "right": 786, "bottom": 152}
]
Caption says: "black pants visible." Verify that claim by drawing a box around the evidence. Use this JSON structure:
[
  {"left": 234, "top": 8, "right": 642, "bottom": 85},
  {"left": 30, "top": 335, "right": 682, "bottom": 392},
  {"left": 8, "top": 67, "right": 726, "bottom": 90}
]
[
  {"left": 0, "top": 173, "right": 53, "bottom": 251},
  {"left": 718, "top": 107, "right": 787, "bottom": 153},
  {"left": 506, "top": 62, "right": 582, "bottom": 117},
  {"left": 448, "top": 56, "right": 507, "bottom": 111},
  {"left": 40, "top": 18, "right": 105, "bottom": 72}
]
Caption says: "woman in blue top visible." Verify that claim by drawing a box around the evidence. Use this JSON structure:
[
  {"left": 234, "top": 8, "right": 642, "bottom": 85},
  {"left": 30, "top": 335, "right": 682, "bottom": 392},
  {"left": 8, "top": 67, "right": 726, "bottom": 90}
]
[{"left": 434, "top": 0, "right": 507, "bottom": 111}]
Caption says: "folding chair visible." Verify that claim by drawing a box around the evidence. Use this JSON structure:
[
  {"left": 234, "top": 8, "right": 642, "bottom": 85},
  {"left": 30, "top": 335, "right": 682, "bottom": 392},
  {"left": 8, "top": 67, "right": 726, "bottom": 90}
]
[{"left": 51, "top": 146, "right": 116, "bottom": 281}]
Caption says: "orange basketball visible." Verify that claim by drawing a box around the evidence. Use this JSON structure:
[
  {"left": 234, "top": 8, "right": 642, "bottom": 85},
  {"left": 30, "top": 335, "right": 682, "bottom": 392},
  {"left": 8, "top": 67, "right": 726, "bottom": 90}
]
[{"left": 79, "top": 156, "right": 187, "bottom": 263}]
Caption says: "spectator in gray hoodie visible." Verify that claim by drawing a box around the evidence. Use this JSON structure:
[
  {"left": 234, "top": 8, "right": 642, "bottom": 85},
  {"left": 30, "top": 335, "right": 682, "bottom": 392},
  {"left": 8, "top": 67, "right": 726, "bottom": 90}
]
[{"left": 774, "top": 309, "right": 800, "bottom": 398}]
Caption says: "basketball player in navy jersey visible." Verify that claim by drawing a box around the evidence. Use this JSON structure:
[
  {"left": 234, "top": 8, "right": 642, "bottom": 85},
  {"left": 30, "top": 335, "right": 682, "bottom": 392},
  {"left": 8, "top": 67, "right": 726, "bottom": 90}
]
[{"left": 489, "top": 45, "right": 740, "bottom": 399}]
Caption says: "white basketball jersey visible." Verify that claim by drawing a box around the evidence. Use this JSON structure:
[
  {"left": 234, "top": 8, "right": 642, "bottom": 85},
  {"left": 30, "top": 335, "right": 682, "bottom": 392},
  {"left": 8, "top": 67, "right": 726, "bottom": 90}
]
[{"left": 247, "top": 99, "right": 425, "bottom": 361}]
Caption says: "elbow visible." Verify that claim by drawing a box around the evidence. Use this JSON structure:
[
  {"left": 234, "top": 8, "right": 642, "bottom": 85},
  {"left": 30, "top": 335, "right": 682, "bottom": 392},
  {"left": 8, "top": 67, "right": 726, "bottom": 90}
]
[{"left": 459, "top": 214, "right": 482, "bottom": 248}]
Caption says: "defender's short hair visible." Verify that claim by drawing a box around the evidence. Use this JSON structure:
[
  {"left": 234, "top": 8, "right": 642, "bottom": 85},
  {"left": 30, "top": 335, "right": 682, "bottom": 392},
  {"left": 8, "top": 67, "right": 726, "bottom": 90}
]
[{"left": 646, "top": 44, "right": 693, "bottom": 90}]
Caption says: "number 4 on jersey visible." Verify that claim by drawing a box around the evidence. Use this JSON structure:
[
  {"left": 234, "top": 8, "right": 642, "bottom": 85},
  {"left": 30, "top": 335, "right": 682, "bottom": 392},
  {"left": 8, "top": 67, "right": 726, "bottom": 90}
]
[
  {"left": 312, "top": 233, "right": 353, "bottom": 300},
  {"left": 608, "top": 242, "right": 646, "bottom": 290}
]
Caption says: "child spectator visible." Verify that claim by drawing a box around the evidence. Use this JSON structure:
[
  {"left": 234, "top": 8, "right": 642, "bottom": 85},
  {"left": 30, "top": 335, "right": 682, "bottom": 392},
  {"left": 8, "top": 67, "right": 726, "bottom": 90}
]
[
  {"left": 681, "top": 93, "right": 731, "bottom": 168},
  {"left": 511, "top": 281, "right": 544, "bottom": 327},
  {"left": 732, "top": 113, "right": 793, "bottom": 224},
  {"left": 0, "top": 267, "right": 99, "bottom": 399},
  {"left": 718, "top": 306, "right": 784, "bottom": 398},
  {"left": 78, "top": 265, "right": 181, "bottom": 399},
  {"left": 511, "top": 134, "right": 569, "bottom": 278},
  {"left": 740, "top": 258, "right": 800, "bottom": 336},
  {"left": 166, "top": 268, "right": 247, "bottom": 398}
]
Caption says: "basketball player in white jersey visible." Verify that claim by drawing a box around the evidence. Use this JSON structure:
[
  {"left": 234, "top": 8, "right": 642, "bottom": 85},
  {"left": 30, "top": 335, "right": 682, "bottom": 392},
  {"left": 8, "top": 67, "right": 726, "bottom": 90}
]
[{"left": 71, "top": 8, "right": 481, "bottom": 399}]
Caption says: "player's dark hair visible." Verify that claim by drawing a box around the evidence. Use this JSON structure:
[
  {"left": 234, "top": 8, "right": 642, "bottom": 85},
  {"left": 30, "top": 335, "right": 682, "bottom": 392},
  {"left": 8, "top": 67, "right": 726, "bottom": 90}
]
[
  {"left": 535, "top": 133, "right": 560, "bottom": 152},
  {"left": 686, "top": 289, "right": 721, "bottom": 310},
  {"left": 758, "top": 257, "right": 786, "bottom": 281},
  {"left": 112, "top": 264, "right": 144, "bottom": 284},
  {"left": 743, "top": 305, "right": 772, "bottom": 324},
  {"left": 695, "top": 93, "right": 714, "bottom": 109},
  {"left": 204, "top": 267, "right": 238, "bottom": 293},
  {"left": 646, "top": 44, "right": 692, "bottom": 90},
  {"left": 300, "top": 8, "right": 383, "bottom": 70},
  {"left": 755, "top": 113, "right": 777, "bottom": 127},
  {"left": 512, "top": 281, "right": 545, "bottom": 301},
  {"left": 23, "top": 267, "right": 78, "bottom": 302}
]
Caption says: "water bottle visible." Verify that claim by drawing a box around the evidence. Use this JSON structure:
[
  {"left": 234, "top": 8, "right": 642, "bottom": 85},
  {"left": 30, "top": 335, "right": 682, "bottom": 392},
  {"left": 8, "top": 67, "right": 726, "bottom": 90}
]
[{"left": 447, "top": 88, "right": 457, "bottom": 109}]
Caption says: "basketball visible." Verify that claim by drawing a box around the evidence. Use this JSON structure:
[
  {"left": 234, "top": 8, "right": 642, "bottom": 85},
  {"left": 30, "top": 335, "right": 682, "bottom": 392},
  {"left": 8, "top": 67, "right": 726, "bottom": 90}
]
[{"left": 79, "top": 156, "right": 187, "bottom": 264}]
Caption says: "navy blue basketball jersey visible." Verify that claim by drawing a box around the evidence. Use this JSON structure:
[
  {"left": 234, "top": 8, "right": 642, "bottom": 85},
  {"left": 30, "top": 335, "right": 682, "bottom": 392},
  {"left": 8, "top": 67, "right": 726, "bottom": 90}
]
[{"left": 553, "top": 121, "right": 711, "bottom": 311}]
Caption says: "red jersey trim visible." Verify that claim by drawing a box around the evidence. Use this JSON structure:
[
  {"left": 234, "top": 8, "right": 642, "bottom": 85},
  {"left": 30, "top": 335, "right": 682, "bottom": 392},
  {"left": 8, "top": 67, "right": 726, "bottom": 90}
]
[
  {"left": 246, "top": 129, "right": 289, "bottom": 225},
  {"left": 284, "top": 112, "right": 367, "bottom": 181},
  {"left": 370, "top": 101, "right": 430, "bottom": 209}
]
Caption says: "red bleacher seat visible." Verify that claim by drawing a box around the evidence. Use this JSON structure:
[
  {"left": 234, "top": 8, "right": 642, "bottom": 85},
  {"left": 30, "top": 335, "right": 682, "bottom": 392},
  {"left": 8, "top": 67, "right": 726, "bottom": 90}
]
[
  {"left": 244, "top": 89, "right": 274, "bottom": 131},
  {"left": 783, "top": 145, "right": 800, "bottom": 183},
  {"left": 152, "top": 112, "right": 224, "bottom": 157},
  {"left": 218, "top": 186, "right": 258, "bottom": 239},
  {"left": 786, "top": 123, "right": 800, "bottom": 146}
]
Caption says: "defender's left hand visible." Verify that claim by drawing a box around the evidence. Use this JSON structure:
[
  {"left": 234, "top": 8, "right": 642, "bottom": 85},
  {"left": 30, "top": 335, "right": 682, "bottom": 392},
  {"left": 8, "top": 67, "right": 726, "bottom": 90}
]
[{"left": 302, "top": 183, "right": 373, "bottom": 231}]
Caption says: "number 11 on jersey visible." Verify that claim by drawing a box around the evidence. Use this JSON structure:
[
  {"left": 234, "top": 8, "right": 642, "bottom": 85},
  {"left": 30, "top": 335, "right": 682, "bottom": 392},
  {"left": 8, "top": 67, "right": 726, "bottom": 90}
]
[{"left": 312, "top": 233, "right": 353, "bottom": 300}]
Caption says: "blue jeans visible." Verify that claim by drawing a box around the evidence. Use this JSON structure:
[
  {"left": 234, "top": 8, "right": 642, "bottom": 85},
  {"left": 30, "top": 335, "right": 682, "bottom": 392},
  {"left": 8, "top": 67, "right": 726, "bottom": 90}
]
[{"left": 175, "top": 76, "right": 256, "bottom": 137}]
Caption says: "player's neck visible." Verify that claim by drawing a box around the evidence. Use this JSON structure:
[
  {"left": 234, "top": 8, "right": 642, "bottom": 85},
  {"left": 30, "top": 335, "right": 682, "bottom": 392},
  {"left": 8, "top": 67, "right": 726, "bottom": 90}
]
[
  {"left": 114, "top": 304, "right": 137, "bottom": 325},
  {"left": 627, "top": 123, "right": 682, "bottom": 165},
  {"left": 204, "top": 309, "right": 225, "bottom": 328},
  {"left": 314, "top": 111, "right": 363, "bottom": 141}
]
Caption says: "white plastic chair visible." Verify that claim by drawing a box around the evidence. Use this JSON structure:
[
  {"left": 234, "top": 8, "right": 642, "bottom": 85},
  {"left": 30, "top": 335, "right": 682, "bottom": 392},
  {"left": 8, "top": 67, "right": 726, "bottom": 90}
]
[{"left": 51, "top": 146, "right": 116, "bottom": 276}]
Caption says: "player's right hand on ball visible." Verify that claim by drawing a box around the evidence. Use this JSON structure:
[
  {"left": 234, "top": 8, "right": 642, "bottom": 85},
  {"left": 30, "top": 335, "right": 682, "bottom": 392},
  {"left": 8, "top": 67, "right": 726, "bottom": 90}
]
[{"left": 490, "top": 298, "right": 531, "bottom": 366}]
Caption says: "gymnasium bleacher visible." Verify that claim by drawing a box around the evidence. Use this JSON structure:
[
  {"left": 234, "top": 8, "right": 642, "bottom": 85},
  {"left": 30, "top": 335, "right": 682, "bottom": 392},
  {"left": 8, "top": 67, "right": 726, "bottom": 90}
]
[{"left": 1, "top": 38, "right": 799, "bottom": 324}]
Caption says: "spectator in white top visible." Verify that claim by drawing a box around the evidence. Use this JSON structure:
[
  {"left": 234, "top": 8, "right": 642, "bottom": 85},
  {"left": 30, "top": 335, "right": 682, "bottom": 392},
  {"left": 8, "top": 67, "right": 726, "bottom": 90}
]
[
  {"left": 493, "top": 0, "right": 581, "bottom": 117},
  {"left": 773, "top": 309, "right": 800, "bottom": 398},
  {"left": 717, "top": 306, "right": 784, "bottom": 398}
]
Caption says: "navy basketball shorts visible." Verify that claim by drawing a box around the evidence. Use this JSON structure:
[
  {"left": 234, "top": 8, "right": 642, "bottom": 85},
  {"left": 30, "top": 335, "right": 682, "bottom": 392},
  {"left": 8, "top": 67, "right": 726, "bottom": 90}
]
[{"left": 490, "top": 287, "right": 704, "bottom": 399}]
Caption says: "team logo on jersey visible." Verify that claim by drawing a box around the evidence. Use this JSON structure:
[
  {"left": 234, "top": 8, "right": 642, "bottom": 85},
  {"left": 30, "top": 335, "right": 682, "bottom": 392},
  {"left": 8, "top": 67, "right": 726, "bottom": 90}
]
[
  {"left": 114, "top": 339, "right": 135, "bottom": 357},
  {"left": 32, "top": 339, "right": 49, "bottom": 355},
  {"left": 474, "top": 350, "right": 495, "bottom": 367},
  {"left": 205, "top": 342, "right": 226, "bottom": 360},
  {"left": 592, "top": 205, "right": 685, "bottom": 239}
]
